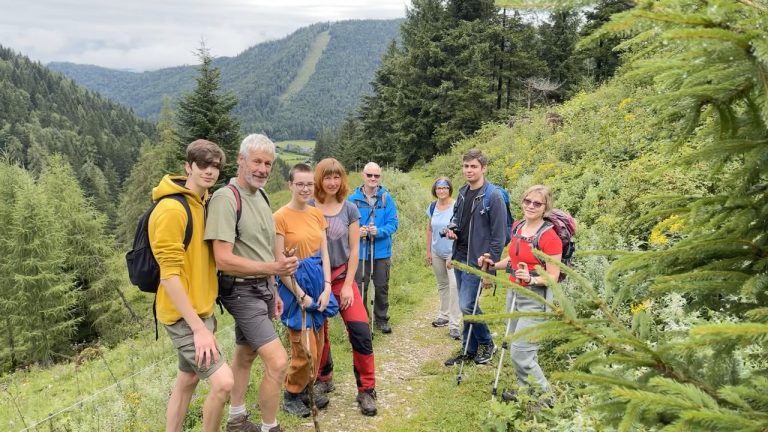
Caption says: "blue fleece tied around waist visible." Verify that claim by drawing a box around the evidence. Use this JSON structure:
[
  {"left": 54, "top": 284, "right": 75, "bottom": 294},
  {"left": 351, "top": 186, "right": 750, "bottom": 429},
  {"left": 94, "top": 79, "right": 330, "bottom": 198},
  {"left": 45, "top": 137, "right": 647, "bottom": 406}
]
[{"left": 278, "top": 254, "right": 338, "bottom": 330}]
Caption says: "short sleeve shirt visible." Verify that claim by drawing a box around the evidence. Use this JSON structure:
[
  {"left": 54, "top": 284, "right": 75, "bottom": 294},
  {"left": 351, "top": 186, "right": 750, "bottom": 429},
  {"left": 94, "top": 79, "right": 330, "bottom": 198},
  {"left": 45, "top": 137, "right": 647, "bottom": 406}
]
[
  {"left": 508, "top": 223, "right": 562, "bottom": 287},
  {"left": 273, "top": 206, "right": 328, "bottom": 259},
  {"left": 427, "top": 201, "right": 454, "bottom": 259},
  {"left": 318, "top": 201, "right": 360, "bottom": 268},
  {"left": 204, "top": 179, "right": 275, "bottom": 263}
]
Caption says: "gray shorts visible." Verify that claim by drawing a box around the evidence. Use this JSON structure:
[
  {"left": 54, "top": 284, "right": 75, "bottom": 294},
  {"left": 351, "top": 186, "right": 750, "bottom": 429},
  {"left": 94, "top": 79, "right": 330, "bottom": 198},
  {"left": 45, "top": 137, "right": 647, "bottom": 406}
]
[
  {"left": 164, "top": 315, "right": 226, "bottom": 379},
  {"left": 219, "top": 278, "right": 278, "bottom": 351}
]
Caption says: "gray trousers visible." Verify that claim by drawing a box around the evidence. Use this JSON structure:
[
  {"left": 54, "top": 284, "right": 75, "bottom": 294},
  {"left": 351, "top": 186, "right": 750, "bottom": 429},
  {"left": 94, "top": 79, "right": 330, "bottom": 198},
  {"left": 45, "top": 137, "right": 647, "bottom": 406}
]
[
  {"left": 506, "top": 286, "right": 550, "bottom": 392},
  {"left": 431, "top": 254, "right": 461, "bottom": 330},
  {"left": 356, "top": 258, "right": 391, "bottom": 324}
]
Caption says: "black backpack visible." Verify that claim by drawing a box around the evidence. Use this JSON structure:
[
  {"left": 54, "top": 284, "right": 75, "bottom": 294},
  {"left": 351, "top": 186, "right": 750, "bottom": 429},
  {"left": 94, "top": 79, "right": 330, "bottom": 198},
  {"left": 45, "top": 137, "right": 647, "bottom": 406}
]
[{"left": 126, "top": 194, "right": 193, "bottom": 293}]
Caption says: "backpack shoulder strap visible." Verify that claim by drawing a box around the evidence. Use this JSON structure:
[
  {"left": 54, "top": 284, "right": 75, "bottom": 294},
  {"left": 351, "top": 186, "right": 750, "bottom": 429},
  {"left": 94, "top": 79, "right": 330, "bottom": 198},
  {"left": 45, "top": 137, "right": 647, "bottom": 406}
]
[
  {"left": 164, "top": 194, "right": 193, "bottom": 250},
  {"left": 531, "top": 221, "right": 555, "bottom": 264},
  {"left": 258, "top": 188, "right": 270, "bottom": 207},
  {"left": 482, "top": 182, "right": 495, "bottom": 211},
  {"left": 428, "top": 201, "right": 437, "bottom": 217},
  {"left": 225, "top": 184, "right": 242, "bottom": 239}
]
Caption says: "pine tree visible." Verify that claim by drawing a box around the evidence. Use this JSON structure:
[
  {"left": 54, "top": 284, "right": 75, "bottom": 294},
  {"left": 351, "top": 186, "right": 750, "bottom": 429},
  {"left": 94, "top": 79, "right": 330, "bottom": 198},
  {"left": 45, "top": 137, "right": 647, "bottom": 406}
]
[
  {"left": 176, "top": 43, "right": 241, "bottom": 180},
  {"left": 494, "top": 0, "right": 768, "bottom": 429},
  {"left": 3, "top": 177, "right": 77, "bottom": 366},
  {"left": 116, "top": 98, "right": 180, "bottom": 247}
]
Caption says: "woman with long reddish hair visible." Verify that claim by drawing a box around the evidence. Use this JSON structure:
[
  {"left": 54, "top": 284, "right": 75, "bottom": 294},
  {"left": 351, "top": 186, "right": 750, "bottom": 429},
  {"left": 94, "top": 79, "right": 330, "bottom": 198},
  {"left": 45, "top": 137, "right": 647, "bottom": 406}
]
[{"left": 310, "top": 158, "right": 378, "bottom": 416}]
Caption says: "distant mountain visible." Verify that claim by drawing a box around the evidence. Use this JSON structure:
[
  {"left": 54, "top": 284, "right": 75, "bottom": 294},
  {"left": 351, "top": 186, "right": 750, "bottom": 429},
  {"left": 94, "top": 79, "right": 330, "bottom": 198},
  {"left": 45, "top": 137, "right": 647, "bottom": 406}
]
[{"left": 49, "top": 19, "right": 403, "bottom": 140}]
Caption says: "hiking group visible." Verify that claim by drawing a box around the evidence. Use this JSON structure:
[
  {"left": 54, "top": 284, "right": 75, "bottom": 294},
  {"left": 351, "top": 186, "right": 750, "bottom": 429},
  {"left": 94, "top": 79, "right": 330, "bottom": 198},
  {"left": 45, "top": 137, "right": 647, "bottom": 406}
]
[
  {"left": 135, "top": 134, "right": 398, "bottom": 432},
  {"left": 133, "top": 134, "right": 570, "bottom": 431}
]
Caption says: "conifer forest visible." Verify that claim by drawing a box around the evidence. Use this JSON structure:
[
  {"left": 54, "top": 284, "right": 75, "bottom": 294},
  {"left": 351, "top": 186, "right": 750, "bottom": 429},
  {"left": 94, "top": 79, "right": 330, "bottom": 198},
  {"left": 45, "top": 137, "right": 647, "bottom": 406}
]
[{"left": 0, "top": 1, "right": 766, "bottom": 430}]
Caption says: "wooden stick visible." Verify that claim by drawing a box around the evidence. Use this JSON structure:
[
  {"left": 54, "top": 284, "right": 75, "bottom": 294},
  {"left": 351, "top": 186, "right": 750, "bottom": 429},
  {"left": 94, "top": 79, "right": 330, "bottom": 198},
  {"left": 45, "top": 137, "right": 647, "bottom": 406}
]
[{"left": 283, "top": 248, "right": 320, "bottom": 432}]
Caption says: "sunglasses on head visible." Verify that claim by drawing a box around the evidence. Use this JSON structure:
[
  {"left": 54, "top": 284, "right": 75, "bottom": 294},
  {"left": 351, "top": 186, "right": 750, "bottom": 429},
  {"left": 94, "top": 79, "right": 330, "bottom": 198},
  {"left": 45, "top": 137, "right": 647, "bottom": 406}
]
[
  {"left": 365, "top": 173, "right": 381, "bottom": 179},
  {"left": 522, "top": 198, "right": 544, "bottom": 209}
]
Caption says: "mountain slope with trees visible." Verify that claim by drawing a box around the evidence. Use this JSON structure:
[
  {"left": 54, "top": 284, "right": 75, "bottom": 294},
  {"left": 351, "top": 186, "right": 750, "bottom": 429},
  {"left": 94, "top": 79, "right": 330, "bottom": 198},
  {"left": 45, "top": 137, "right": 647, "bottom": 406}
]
[
  {"left": 0, "top": 45, "right": 155, "bottom": 219},
  {"left": 48, "top": 19, "right": 403, "bottom": 140}
]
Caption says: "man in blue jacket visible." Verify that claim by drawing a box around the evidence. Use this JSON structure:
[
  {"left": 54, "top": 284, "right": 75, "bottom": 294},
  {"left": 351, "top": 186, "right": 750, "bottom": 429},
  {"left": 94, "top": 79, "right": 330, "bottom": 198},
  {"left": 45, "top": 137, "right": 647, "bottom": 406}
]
[
  {"left": 444, "top": 148, "right": 506, "bottom": 365},
  {"left": 349, "top": 162, "right": 399, "bottom": 334}
]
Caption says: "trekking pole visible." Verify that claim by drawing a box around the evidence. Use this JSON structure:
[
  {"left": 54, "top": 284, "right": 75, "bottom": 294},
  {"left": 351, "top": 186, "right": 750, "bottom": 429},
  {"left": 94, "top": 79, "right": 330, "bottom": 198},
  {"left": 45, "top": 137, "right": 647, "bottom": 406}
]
[
  {"left": 283, "top": 248, "right": 321, "bottom": 432},
  {"left": 457, "top": 253, "right": 490, "bottom": 385},
  {"left": 491, "top": 262, "right": 525, "bottom": 401},
  {"left": 368, "top": 221, "right": 375, "bottom": 337}
]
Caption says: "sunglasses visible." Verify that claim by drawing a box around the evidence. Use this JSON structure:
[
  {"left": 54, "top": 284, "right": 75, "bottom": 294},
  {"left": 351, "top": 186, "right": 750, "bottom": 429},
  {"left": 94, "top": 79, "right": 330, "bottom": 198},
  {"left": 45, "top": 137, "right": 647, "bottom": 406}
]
[
  {"left": 365, "top": 173, "right": 381, "bottom": 179},
  {"left": 195, "top": 159, "right": 222, "bottom": 170},
  {"left": 522, "top": 198, "right": 544, "bottom": 209}
]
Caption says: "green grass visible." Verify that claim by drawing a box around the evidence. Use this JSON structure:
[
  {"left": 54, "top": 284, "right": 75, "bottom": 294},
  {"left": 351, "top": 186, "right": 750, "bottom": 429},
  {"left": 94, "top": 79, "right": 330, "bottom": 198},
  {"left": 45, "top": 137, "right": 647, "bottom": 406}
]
[
  {"left": 1, "top": 169, "right": 599, "bottom": 431},
  {"left": 279, "top": 31, "right": 331, "bottom": 102}
]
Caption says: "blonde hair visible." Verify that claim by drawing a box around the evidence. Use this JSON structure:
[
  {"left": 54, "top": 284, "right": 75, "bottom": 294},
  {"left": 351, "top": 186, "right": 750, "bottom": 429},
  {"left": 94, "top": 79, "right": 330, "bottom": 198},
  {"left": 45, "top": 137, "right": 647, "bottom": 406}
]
[{"left": 521, "top": 185, "right": 553, "bottom": 214}]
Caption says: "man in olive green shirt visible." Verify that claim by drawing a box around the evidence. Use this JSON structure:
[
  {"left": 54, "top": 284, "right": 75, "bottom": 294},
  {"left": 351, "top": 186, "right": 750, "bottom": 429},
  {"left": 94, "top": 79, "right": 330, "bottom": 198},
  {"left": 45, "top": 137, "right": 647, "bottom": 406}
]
[{"left": 205, "top": 134, "right": 298, "bottom": 432}]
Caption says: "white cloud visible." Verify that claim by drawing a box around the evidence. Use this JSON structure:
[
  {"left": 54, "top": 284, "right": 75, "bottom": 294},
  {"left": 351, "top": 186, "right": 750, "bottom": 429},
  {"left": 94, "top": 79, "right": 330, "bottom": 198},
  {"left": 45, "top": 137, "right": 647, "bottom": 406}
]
[{"left": 0, "top": 0, "right": 409, "bottom": 71}]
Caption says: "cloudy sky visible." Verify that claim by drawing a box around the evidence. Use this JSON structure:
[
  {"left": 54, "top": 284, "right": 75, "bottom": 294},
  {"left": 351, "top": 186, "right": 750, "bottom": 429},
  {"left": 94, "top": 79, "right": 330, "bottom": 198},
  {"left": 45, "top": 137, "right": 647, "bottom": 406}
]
[{"left": 1, "top": 0, "right": 411, "bottom": 71}]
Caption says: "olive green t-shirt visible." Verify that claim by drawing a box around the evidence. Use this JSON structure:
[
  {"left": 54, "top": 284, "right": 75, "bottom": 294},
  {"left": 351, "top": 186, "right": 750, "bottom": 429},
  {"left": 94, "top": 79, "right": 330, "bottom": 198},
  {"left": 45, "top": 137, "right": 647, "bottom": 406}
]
[{"left": 204, "top": 179, "right": 275, "bottom": 265}]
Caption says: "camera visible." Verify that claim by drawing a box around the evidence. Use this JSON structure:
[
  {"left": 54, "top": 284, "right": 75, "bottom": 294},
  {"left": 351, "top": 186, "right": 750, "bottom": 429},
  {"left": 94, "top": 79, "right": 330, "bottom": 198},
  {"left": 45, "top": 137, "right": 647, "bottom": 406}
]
[{"left": 439, "top": 222, "right": 460, "bottom": 238}]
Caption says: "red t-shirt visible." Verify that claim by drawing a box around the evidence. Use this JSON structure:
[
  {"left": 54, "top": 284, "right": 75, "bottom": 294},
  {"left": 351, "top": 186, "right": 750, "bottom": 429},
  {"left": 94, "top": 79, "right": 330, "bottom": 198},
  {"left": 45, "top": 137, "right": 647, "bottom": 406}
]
[{"left": 508, "top": 221, "right": 563, "bottom": 286}]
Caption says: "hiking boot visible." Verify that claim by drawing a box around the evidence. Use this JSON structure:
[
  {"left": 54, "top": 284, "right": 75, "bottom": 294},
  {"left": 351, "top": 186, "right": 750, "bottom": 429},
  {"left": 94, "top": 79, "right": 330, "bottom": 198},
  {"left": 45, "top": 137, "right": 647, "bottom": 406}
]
[
  {"left": 449, "top": 328, "right": 461, "bottom": 340},
  {"left": 265, "top": 425, "right": 283, "bottom": 432},
  {"left": 431, "top": 318, "right": 449, "bottom": 327},
  {"left": 314, "top": 379, "right": 335, "bottom": 394},
  {"left": 378, "top": 322, "right": 392, "bottom": 334},
  {"left": 356, "top": 389, "right": 377, "bottom": 416},
  {"left": 226, "top": 413, "right": 260, "bottom": 432},
  {"left": 501, "top": 389, "right": 518, "bottom": 402},
  {"left": 283, "top": 390, "right": 310, "bottom": 417},
  {"left": 444, "top": 350, "right": 474, "bottom": 366},
  {"left": 474, "top": 342, "right": 496, "bottom": 364},
  {"left": 300, "top": 385, "right": 330, "bottom": 410}
]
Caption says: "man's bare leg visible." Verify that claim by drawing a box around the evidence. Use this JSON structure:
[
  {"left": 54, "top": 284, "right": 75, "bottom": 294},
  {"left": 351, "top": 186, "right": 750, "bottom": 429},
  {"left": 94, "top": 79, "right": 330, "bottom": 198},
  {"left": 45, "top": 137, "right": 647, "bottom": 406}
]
[
  {"left": 166, "top": 370, "right": 199, "bottom": 432},
  {"left": 202, "top": 363, "right": 234, "bottom": 432},
  {"left": 230, "top": 344, "right": 259, "bottom": 407},
  {"left": 257, "top": 338, "right": 289, "bottom": 424}
]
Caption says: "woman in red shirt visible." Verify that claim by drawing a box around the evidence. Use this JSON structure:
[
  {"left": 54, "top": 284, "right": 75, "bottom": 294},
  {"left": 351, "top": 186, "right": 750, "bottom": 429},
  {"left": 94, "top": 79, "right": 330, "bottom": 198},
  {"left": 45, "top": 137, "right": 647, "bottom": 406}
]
[{"left": 480, "top": 185, "right": 561, "bottom": 404}]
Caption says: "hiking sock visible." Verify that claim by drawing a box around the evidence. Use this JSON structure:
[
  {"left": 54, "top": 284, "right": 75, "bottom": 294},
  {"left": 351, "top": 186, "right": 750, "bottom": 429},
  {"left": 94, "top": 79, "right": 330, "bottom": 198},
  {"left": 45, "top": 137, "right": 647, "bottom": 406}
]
[
  {"left": 228, "top": 404, "right": 246, "bottom": 421},
  {"left": 262, "top": 420, "right": 278, "bottom": 432}
]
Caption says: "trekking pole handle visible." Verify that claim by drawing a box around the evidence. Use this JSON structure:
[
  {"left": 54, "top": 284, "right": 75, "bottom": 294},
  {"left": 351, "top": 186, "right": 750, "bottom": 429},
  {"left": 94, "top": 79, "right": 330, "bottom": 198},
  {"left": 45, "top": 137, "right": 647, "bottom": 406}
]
[{"left": 517, "top": 262, "right": 527, "bottom": 284}]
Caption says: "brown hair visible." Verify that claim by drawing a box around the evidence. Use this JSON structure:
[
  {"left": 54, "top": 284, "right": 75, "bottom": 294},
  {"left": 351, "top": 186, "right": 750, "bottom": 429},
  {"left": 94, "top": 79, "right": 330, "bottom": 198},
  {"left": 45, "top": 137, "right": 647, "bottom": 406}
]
[
  {"left": 314, "top": 158, "right": 349, "bottom": 203},
  {"left": 462, "top": 148, "right": 488, "bottom": 167},
  {"left": 186, "top": 139, "right": 225, "bottom": 169},
  {"left": 431, "top": 176, "right": 453, "bottom": 198},
  {"left": 288, "top": 162, "right": 312, "bottom": 181},
  {"left": 521, "top": 185, "right": 554, "bottom": 214}
]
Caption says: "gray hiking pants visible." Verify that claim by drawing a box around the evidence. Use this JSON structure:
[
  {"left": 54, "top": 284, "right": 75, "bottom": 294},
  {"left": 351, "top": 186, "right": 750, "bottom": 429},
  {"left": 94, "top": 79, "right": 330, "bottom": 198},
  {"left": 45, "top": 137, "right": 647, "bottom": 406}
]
[{"left": 506, "top": 286, "right": 550, "bottom": 392}]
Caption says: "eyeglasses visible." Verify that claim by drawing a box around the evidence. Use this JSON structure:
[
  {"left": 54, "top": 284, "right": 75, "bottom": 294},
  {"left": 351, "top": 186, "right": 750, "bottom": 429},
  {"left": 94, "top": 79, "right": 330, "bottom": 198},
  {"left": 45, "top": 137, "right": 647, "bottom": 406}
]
[
  {"left": 365, "top": 173, "right": 381, "bottom": 179},
  {"left": 522, "top": 198, "right": 544, "bottom": 209},
  {"left": 292, "top": 182, "right": 314, "bottom": 190}
]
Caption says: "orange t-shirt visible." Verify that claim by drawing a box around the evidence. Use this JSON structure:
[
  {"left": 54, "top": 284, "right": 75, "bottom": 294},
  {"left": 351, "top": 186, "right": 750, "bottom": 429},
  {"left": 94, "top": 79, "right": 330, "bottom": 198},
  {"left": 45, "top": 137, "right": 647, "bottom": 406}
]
[{"left": 273, "top": 206, "right": 328, "bottom": 259}]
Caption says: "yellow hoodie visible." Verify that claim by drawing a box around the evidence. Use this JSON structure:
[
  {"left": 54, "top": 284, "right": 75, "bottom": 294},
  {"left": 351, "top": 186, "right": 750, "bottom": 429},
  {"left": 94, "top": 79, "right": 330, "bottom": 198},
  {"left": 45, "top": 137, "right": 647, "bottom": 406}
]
[{"left": 148, "top": 175, "right": 217, "bottom": 325}]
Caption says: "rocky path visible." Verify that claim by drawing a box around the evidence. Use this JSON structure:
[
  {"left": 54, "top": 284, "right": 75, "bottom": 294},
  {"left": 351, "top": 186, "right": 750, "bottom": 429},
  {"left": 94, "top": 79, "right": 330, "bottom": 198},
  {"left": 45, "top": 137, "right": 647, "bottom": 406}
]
[{"left": 293, "top": 296, "right": 456, "bottom": 432}]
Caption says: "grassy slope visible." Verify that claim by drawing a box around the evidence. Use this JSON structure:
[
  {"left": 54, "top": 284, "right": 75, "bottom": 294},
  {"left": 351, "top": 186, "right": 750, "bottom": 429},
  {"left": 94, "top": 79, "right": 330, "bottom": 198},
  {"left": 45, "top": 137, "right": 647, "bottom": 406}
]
[{"left": 279, "top": 31, "right": 331, "bottom": 102}]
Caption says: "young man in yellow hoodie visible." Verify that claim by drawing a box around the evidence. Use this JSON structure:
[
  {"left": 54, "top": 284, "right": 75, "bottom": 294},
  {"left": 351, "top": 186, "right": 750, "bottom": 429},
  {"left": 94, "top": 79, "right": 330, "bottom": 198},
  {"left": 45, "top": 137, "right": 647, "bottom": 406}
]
[{"left": 149, "top": 139, "right": 234, "bottom": 432}]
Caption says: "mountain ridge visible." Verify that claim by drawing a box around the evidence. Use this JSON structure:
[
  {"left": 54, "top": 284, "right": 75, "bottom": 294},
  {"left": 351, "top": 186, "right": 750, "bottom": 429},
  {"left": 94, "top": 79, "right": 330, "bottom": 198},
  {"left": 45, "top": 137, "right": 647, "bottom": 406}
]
[{"left": 49, "top": 19, "right": 403, "bottom": 140}]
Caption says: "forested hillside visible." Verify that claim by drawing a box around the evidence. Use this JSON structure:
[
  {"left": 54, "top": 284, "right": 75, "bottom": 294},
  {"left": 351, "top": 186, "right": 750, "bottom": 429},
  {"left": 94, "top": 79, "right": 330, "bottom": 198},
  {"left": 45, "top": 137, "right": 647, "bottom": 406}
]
[
  {"left": 49, "top": 19, "right": 402, "bottom": 140},
  {"left": 0, "top": 46, "right": 154, "bottom": 218}
]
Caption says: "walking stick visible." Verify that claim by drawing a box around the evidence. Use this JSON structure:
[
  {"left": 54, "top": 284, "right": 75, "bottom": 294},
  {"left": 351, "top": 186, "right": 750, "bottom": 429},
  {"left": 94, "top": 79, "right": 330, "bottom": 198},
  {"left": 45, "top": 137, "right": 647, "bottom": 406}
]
[
  {"left": 457, "top": 253, "right": 490, "bottom": 385},
  {"left": 368, "top": 221, "right": 375, "bottom": 336},
  {"left": 492, "top": 262, "right": 525, "bottom": 401},
  {"left": 283, "top": 248, "right": 321, "bottom": 432}
]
